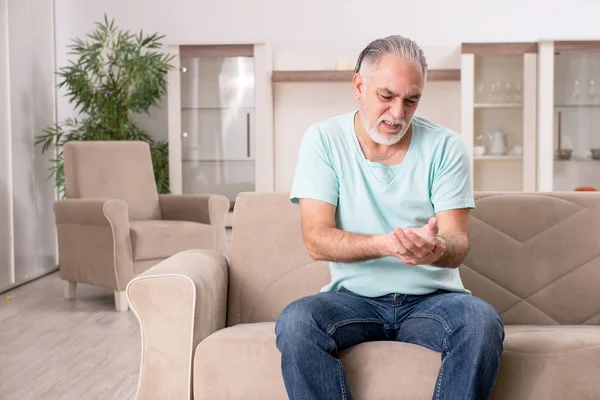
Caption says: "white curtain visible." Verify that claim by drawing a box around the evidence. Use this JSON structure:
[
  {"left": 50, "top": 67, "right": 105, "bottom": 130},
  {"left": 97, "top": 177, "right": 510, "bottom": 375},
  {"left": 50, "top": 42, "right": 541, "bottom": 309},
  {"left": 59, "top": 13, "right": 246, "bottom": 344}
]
[{"left": 0, "top": 0, "right": 57, "bottom": 292}]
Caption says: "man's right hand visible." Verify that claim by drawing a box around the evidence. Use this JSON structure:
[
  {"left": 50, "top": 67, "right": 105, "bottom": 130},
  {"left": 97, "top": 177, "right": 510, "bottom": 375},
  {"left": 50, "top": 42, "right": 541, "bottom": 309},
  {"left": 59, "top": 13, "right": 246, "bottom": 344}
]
[{"left": 382, "top": 217, "right": 447, "bottom": 266}]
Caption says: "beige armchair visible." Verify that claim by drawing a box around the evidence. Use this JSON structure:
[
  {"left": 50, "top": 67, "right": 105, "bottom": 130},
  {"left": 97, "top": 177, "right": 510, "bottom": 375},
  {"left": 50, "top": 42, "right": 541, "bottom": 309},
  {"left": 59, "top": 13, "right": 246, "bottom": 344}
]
[{"left": 54, "top": 140, "right": 229, "bottom": 311}]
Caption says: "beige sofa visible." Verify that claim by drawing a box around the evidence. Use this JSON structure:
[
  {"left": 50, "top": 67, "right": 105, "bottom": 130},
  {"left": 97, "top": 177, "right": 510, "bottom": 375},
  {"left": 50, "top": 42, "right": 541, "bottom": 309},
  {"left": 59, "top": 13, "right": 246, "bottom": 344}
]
[
  {"left": 127, "top": 191, "right": 600, "bottom": 399},
  {"left": 55, "top": 141, "right": 230, "bottom": 311}
]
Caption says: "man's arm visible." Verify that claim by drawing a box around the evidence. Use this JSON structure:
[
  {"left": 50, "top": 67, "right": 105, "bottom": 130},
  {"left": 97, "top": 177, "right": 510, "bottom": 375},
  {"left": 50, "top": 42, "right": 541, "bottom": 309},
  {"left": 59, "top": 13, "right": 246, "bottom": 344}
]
[
  {"left": 299, "top": 198, "right": 392, "bottom": 262},
  {"left": 432, "top": 208, "right": 470, "bottom": 268}
]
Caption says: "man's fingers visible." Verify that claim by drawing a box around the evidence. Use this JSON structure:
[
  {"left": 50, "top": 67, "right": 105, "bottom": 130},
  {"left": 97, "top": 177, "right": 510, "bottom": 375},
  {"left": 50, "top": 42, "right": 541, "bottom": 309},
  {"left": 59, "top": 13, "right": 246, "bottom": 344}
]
[
  {"left": 405, "top": 230, "right": 434, "bottom": 256},
  {"left": 426, "top": 217, "right": 439, "bottom": 235},
  {"left": 433, "top": 243, "right": 446, "bottom": 257},
  {"left": 391, "top": 229, "right": 412, "bottom": 257},
  {"left": 395, "top": 228, "right": 418, "bottom": 255}
]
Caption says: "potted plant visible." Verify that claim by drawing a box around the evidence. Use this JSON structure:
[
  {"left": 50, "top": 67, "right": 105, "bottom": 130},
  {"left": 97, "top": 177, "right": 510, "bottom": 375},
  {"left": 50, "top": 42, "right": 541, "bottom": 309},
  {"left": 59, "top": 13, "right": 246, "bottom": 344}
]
[{"left": 36, "top": 14, "right": 174, "bottom": 196}]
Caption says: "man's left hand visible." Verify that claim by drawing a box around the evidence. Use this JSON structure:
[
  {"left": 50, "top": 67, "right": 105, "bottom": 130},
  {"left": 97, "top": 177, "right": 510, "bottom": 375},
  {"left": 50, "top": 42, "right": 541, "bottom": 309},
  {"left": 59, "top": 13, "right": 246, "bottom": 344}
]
[{"left": 392, "top": 217, "right": 447, "bottom": 266}]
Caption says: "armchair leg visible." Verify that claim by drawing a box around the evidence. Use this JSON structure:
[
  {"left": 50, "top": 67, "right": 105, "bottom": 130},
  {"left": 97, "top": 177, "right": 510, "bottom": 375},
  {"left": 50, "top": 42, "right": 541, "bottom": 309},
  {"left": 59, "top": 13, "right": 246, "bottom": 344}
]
[
  {"left": 114, "top": 290, "right": 128, "bottom": 312},
  {"left": 64, "top": 281, "right": 77, "bottom": 300}
]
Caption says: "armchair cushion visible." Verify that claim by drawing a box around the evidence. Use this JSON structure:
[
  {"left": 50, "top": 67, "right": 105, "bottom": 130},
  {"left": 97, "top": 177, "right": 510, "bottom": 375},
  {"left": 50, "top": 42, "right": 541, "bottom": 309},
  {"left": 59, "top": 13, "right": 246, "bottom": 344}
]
[
  {"left": 63, "top": 141, "right": 161, "bottom": 220},
  {"left": 159, "top": 194, "right": 230, "bottom": 255},
  {"left": 130, "top": 220, "right": 216, "bottom": 261}
]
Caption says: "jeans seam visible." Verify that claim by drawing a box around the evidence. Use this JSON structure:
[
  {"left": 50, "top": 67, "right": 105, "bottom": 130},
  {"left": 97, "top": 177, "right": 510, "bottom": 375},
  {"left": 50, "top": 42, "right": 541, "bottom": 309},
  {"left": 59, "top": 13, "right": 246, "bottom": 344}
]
[
  {"left": 326, "top": 319, "right": 383, "bottom": 336},
  {"left": 435, "top": 350, "right": 444, "bottom": 400},
  {"left": 338, "top": 359, "right": 347, "bottom": 400},
  {"left": 406, "top": 314, "right": 453, "bottom": 334}
]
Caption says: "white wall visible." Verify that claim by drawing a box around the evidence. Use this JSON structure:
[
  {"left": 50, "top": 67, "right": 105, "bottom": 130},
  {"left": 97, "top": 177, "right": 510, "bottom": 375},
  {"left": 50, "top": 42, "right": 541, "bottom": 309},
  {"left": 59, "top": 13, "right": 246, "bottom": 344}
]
[
  {"left": 0, "top": 0, "right": 57, "bottom": 292},
  {"left": 53, "top": 0, "right": 600, "bottom": 190}
]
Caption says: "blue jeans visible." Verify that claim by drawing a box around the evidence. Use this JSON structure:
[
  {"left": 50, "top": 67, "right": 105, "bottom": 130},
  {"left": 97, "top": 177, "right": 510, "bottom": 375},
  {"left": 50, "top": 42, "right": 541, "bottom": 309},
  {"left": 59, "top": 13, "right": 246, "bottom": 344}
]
[{"left": 275, "top": 286, "right": 504, "bottom": 400}]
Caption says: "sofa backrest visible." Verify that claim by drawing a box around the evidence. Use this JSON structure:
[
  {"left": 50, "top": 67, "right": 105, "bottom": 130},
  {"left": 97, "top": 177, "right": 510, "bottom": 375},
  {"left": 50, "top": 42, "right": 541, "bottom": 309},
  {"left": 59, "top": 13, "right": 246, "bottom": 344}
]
[
  {"left": 227, "top": 191, "right": 600, "bottom": 326},
  {"left": 63, "top": 141, "right": 161, "bottom": 220}
]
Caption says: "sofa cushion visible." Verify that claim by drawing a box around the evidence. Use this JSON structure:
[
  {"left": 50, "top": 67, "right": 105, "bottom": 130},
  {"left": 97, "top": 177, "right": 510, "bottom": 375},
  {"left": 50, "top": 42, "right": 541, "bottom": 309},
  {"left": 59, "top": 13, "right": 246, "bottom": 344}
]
[
  {"left": 193, "top": 322, "right": 441, "bottom": 400},
  {"left": 493, "top": 325, "right": 600, "bottom": 400},
  {"left": 130, "top": 220, "right": 215, "bottom": 261},
  {"left": 193, "top": 322, "right": 600, "bottom": 400}
]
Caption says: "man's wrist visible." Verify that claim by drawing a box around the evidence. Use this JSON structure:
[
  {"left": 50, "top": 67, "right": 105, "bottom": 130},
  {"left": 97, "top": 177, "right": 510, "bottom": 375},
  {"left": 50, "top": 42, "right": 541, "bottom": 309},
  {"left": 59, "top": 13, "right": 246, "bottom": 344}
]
[
  {"left": 373, "top": 233, "right": 394, "bottom": 258},
  {"left": 432, "top": 233, "right": 467, "bottom": 268}
]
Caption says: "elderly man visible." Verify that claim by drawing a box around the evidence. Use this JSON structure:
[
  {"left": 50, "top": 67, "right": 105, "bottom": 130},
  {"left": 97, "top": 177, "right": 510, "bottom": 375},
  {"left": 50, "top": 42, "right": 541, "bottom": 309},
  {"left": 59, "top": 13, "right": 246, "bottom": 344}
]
[{"left": 275, "top": 35, "right": 504, "bottom": 400}]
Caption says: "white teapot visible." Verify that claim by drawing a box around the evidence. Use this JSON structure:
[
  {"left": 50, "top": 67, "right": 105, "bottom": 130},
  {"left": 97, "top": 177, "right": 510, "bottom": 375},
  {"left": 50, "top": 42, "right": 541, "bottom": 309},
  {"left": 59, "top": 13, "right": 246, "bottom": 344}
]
[{"left": 488, "top": 130, "right": 507, "bottom": 155}]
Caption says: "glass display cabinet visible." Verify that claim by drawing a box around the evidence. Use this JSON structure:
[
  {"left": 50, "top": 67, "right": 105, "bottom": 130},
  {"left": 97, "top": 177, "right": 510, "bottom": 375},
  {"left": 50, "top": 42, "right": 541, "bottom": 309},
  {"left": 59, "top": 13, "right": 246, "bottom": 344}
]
[
  {"left": 461, "top": 42, "right": 538, "bottom": 192},
  {"left": 538, "top": 40, "right": 600, "bottom": 192}
]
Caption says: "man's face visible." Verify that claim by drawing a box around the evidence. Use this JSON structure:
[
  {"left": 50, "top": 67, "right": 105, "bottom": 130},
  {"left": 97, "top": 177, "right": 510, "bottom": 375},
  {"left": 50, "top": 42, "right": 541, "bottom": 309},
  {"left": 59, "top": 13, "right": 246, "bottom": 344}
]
[{"left": 353, "top": 54, "right": 424, "bottom": 145}]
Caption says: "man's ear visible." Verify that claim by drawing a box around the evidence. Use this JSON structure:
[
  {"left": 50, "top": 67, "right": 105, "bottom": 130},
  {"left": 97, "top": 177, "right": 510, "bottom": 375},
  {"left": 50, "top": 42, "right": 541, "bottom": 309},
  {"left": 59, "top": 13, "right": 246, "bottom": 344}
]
[{"left": 352, "top": 73, "right": 363, "bottom": 100}]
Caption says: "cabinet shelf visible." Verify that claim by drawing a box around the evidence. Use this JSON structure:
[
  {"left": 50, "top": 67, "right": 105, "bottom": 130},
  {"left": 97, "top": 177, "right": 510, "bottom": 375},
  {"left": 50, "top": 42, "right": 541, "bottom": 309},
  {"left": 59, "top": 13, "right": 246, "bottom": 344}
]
[
  {"left": 474, "top": 155, "right": 523, "bottom": 160},
  {"left": 182, "top": 106, "right": 252, "bottom": 110},
  {"left": 473, "top": 155, "right": 523, "bottom": 161},
  {"left": 183, "top": 159, "right": 255, "bottom": 162},
  {"left": 474, "top": 103, "right": 522, "bottom": 108},
  {"left": 553, "top": 158, "right": 600, "bottom": 162},
  {"left": 554, "top": 104, "right": 600, "bottom": 108},
  {"left": 271, "top": 69, "right": 461, "bottom": 82}
]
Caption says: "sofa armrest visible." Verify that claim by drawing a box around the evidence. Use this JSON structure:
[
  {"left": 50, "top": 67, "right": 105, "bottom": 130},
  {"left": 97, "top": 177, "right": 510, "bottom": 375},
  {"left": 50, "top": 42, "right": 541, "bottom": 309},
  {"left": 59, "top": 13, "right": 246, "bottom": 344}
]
[
  {"left": 54, "top": 199, "right": 133, "bottom": 290},
  {"left": 158, "top": 194, "right": 230, "bottom": 254},
  {"left": 126, "top": 249, "right": 229, "bottom": 400}
]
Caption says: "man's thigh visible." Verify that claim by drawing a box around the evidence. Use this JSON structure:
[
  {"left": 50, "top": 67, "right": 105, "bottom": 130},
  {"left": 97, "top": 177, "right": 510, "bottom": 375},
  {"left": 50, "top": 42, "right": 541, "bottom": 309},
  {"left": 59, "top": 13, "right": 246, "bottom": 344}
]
[
  {"left": 396, "top": 291, "right": 503, "bottom": 353},
  {"left": 276, "top": 288, "right": 393, "bottom": 353}
]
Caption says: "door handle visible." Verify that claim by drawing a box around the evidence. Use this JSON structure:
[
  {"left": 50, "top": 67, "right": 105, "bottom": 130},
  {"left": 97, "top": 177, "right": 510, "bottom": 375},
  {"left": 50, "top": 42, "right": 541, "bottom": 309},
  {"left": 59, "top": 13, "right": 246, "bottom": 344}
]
[{"left": 246, "top": 113, "right": 251, "bottom": 158}]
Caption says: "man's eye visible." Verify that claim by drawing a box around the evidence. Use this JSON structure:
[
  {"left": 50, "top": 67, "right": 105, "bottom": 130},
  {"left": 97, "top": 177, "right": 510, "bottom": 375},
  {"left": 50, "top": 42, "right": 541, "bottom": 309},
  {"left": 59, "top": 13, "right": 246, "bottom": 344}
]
[
  {"left": 405, "top": 100, "right": 417, "bottom": 106},
  {"left": 380, "top": 95, "right": 393, "bottom": 101}
]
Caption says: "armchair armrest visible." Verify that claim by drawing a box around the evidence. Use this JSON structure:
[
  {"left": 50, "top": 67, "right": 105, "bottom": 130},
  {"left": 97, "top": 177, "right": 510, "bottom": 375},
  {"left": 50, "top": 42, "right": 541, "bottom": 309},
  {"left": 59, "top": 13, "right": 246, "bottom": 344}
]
[
  {"left": 54, "top": 199, "right": 133, "bottom": 291},
  {"left": 158, "top": 194, "right": 230, "bottom": 254},
  {"left": 126, "top": 249, "right": 228, "bottom": 400}
]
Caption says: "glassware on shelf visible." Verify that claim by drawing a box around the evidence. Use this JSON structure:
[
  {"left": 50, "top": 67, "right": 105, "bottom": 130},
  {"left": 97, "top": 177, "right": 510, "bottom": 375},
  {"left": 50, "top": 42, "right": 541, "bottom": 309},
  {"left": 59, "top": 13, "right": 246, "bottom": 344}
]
[
  {"left": 503, "top": 81, "right": 512, "bottom": 103},
  {"left": 489, "top": 82, "right": 500, "bottom": 103},
  {"left": 513, "top": 81, "right": 522, "bottom": 104},
  {"left": 476, "top": 81, "right": 486, "bottom": 103},
  {"left": 572, "top": 79, "right": 581, "bottom": 100}
]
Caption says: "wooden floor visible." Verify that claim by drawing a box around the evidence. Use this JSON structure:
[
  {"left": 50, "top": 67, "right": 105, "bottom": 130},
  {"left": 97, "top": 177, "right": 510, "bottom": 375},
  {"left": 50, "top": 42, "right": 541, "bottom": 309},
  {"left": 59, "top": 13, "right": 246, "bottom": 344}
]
[{"left": 0, "top": 271, "right": 140, "bottom": 400}]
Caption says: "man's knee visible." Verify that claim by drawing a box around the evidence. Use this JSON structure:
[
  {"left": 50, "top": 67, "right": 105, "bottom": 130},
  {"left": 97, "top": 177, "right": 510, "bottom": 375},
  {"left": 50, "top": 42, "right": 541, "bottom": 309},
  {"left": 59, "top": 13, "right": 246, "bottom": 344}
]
[
  {"left": 275, "top": 296, "right": 320, "bottom": 344},
  {"left": 457, "top": 296, "right": 504, "bottom": 344}
]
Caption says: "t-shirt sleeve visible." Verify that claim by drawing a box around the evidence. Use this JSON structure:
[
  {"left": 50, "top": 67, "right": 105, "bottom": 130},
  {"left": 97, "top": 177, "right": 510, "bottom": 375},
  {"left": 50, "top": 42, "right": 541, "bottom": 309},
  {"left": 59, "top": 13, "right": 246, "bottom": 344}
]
[
  {"left": 430, "top": 133, "right": 475, "bottom": 213},
  {"left": 289, "top": 125, "right": 339, "bottom": 206}
]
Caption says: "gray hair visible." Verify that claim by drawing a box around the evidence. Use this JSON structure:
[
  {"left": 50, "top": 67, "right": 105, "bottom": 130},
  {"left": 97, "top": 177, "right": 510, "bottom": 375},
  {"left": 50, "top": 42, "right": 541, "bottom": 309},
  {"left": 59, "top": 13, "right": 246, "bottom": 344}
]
[{"left": 354, "top": 35, "right": 428, "bottom": 81}]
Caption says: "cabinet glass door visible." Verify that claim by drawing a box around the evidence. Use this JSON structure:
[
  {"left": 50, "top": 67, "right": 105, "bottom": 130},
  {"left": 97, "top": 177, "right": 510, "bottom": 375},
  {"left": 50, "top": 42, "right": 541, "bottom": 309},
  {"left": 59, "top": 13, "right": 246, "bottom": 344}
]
[
  {"left": 472, "top": 53, "right": 525, "bottom": 191},
  {"left": 461, "top": 43, "right": 537, "bottom": 193},
  {"left": 553, "top": 49, "right": 600, "bottom": 191},
  {"left": 179, "top": 55, "right": 255, "bottom": 210}
]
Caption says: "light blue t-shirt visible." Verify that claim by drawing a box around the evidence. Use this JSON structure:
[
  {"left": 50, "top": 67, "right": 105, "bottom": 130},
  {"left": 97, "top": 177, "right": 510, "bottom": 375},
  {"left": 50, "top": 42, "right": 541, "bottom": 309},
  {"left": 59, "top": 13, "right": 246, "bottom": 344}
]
[{"left": 290, "top": 111, "right": 475, "bottom": 297}]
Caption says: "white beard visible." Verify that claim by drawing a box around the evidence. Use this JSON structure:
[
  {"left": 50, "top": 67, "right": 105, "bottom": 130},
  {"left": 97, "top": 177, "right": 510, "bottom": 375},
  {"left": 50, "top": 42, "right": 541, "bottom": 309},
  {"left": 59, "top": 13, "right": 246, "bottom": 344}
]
[{"left": 363, "top": 115, "right": 410, "bottom": 145}]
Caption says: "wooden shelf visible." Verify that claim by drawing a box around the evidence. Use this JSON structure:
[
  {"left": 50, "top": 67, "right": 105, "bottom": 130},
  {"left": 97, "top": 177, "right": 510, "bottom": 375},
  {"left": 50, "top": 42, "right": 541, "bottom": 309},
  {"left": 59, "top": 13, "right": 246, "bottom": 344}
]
[
  {"left": 462, "top": 42, "right": 538, "bottom": 55},
  {"left": 272, "top": 70, "right": 354, "bottom": 82},
  {"left": 554, "top": 41, "right": 600, "bottom": 53},
  {"left": 271, "top": 69, "right": 461, "bottom": 83}
]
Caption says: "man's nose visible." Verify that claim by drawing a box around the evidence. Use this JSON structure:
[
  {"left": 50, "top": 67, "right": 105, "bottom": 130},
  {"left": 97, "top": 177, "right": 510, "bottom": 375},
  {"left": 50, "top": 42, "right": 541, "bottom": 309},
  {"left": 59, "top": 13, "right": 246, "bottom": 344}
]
[{"left": 389, "top": 101, "right": 404, "bottom": 120}]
